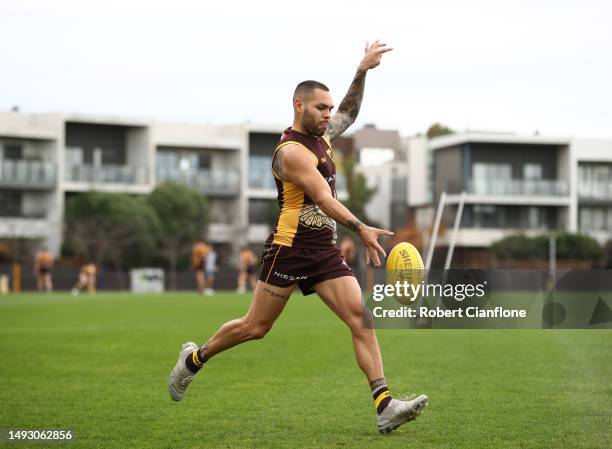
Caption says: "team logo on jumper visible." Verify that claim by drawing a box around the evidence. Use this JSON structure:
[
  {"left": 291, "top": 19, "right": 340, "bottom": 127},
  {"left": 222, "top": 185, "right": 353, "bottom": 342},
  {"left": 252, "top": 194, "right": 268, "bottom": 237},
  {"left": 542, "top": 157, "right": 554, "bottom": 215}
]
[{"left": 299, "top": 204, "right": 337, "bottom": 233}]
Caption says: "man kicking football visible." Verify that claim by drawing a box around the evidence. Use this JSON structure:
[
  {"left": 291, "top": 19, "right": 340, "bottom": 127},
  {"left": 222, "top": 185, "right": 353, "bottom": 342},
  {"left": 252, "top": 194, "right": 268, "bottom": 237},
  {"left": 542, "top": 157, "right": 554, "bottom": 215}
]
[{"left": 169, "top": 40, "right": 428, "bottom": 434}]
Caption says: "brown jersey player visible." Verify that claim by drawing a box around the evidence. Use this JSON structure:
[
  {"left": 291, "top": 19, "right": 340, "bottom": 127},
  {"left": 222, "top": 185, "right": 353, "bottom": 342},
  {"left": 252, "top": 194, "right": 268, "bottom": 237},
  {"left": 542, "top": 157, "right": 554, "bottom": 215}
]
[
  {"left": 169, "top": 40, "right": 428, "bottom": 434},
  {"left": 34, "top": 247, "right": 54, "bottom": 292},
  {"left": 191, "top": 239, "right": 210, "bottom": 294},
  {"left": 237, "top": 247, "right": 257, "bottom": 293}
]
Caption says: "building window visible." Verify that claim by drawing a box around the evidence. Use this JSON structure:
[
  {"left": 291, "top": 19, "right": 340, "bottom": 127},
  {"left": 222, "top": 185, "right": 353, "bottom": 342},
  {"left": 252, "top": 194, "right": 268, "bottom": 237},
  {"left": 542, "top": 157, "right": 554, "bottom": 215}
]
[
  {"left": 3, "top": 144, "right": 23, "bottom": 160},
  {"left": 249, "top": 199, "right": 276, "bottom": 225},
  {"left": 157, "top": 149, "right": 211, "bottom": 173},
  {"left": 472, "top": 163, "right": 512, "bottom": 195},
  {"left": 473, "top": 162, "right": 512, "bottom": 180},
  {"left": 523, "top": 163, "right": 542, "bottom": 180},
  {"left": 578, "top": 164, "right": 612, "bottom": 200},
  {"left": 249, "top": 156, "right": 276, "bottom": 189},
  {"left": 580, "top": 207, "right": 612, "bottom": 231},
  {"left": 0, "top": 191, "right": 22, "bottom": 217}
]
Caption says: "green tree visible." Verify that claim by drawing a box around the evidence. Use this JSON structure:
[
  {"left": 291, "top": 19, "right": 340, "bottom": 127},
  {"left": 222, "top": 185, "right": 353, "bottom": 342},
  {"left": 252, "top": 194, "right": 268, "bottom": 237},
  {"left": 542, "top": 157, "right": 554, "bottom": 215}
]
[
  {"left": 64, "top": 192, "right": 160, "bottom": 269},
  {"left": 147, "top": 182, "right": 208, "bottom": 289},
  {"left": 426, "top": 123, "right": 454, "bottom": 139},
  {"left": 341, "top": 154, "right": 377, "bottom": 225}
]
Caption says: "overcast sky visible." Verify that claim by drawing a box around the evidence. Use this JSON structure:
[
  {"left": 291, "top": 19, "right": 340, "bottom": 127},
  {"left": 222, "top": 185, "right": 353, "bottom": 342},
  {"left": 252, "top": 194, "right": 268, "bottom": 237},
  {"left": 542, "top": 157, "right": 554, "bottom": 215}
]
[{"left": 1, "top": 0, "right": 611, "bottom": 138}]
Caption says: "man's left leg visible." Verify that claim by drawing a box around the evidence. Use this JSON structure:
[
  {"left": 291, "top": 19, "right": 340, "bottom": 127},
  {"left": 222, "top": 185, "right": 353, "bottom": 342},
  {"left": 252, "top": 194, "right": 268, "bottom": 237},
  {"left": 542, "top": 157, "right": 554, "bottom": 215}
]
[{"left": 314, "top": 275, "right": 428, "bottom": 433}]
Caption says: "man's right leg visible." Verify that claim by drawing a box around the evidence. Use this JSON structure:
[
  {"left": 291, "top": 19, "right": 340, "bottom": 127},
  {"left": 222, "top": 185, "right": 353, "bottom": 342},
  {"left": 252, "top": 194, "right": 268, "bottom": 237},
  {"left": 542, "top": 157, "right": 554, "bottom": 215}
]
[{"left": 169, "top": 280, "right": 294, "bottom": 401}]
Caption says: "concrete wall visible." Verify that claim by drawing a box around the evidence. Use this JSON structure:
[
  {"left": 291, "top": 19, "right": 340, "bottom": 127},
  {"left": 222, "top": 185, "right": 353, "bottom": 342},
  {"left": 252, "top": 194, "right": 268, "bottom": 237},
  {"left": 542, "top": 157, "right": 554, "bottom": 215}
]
[{"left": 404, "top": 136, "right": 429, "bottom": 206}]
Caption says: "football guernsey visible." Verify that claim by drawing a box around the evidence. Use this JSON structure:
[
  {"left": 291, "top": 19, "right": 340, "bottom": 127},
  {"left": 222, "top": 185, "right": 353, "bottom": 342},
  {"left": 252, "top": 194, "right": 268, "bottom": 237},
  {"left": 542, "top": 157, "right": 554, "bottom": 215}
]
[{"left": 268, "top": 127, "right": 338, "bottom": 249}]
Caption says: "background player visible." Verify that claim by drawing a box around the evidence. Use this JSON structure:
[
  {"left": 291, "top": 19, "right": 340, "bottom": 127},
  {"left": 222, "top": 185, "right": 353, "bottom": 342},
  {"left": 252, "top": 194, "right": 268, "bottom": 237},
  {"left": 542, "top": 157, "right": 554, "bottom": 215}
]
[
  {"left": 169, "top": 40, "right": 428, "bottom": 434},
  {"left": 237, "top": 246, "right": 257, "bottom": 293},
  {"left": 71, "top": 263, "right": 97, "bottom": 295},
  {"left": 205, "top": 246, "right": 217, "bottom": 295},
  {"left": 191, "top": 239, "right": 209, "bottom": 294},
  {"left": 34, "top": 247, "right": 54, "bottom": 292}
]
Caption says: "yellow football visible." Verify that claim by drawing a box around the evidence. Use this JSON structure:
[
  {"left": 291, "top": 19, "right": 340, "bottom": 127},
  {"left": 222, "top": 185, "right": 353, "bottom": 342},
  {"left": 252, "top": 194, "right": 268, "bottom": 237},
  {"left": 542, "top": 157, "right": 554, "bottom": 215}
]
[{"left": 385, "top": 242, "right": 425, "bottom": 304}]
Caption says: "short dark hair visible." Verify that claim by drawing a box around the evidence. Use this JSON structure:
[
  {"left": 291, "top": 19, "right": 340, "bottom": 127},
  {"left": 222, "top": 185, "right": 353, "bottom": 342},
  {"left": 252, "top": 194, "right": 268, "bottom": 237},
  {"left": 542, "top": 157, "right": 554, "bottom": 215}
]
[{"left": 293, "top": 80, "right": 329, "bottom": 100}]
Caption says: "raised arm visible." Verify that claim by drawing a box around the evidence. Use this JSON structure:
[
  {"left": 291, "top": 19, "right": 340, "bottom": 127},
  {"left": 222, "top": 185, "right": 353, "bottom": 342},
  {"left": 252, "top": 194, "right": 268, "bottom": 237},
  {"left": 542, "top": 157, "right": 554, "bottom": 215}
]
[
  {"left": 326, "top": 40, "right": 393, "bottom": 141},
  {"left": 273, "top": 144, "right": 393, "bottom": 266}
]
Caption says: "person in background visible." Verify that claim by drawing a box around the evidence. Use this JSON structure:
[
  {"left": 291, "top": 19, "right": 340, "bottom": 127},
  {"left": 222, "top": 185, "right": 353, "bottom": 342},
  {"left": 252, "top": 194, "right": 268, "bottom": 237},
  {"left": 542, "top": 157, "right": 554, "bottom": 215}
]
[
  {"left": 205, "top": 246, "right": 217, "bottom": 295},
  {"left": 339, "top": 236, "right": 357, "bottom": 269},
  {"left": 192, "top": 239, "right": 210, "bottom": 294},
  {"left": 34, "top": 247, "right": 54, "bottom": 292},
  {"left": 71, "top": 263, "right": 98, "bottom": 296},
  {"left": 237, "top": 247, "right": 257, "bottom": 293}
]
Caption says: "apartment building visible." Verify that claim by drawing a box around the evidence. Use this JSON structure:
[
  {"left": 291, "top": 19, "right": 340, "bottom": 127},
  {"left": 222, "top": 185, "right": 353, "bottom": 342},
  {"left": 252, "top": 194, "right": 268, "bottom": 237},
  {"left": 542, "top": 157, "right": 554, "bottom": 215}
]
[
  {"left": 0, "top": 111, "right": 246, "bottom": 261},
  {"left": 0, "top": 112, "right": 356, "bottom": 263},
  {"left": 425, "top": 133, "right": 612, "bottom": 266},
  {"left": 2, "top": 109, "right": 609, "bottom": 268}
]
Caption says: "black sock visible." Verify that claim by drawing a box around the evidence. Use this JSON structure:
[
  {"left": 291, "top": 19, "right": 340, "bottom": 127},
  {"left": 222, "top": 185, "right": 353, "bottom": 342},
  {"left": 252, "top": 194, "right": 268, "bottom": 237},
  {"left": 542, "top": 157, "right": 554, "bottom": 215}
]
[
  {"left": 370, "top": 378, "right": 392, "bottom": 414},
  {"left": 184, "top": 349, "right": 204, "bottom": 373}
]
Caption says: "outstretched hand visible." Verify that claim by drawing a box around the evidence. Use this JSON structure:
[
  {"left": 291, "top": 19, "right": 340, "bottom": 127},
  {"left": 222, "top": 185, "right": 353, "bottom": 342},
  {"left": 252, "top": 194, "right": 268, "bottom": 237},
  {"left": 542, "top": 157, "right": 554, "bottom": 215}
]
[
  {"left": 358, "top": 39, "right": 393, "bottom": 71},
  {"left": 358, "top": 225, "right": 394, "bottom": 267}
]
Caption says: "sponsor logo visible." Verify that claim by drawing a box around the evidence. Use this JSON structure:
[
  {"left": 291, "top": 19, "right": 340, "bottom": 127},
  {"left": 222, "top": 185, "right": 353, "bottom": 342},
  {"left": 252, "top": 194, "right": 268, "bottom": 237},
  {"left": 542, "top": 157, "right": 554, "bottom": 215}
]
[{"left": 274, "top": 271, "right": 308, "bottom": 281}]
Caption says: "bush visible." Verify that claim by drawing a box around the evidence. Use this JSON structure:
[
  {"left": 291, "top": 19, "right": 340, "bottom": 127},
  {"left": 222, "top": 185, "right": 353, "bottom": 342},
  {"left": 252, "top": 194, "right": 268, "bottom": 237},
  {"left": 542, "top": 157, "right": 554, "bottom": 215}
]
[
  {"left": 555, "top": 232, "right": 603, "bottom": 260},
  {"left": 491, "top": 235, "right": 544, "bottom": 260},
  {"left": 491, "top": 233, "right": 602, "bottom": 261}
]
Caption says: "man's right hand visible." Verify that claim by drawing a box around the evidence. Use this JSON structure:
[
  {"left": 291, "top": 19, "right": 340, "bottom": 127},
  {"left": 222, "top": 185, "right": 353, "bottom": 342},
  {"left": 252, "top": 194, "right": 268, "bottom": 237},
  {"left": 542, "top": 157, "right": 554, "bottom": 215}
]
[{"left": 357, "top": 225, "right": 394, "bottom": 267}]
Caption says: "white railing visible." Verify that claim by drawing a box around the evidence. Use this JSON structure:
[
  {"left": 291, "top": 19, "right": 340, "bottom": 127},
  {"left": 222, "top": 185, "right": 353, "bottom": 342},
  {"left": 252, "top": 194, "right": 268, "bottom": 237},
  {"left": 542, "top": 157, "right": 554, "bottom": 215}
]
[
  {"left": 578, "top": 183, "right": 612, "bottom": 201},
  {"left": 467, "top": 178, "right": 568, "bottom": 196},
  {"left": 0, "top": 159, "right": 56, "bottom": 187},
  {"left": 65, "top": 164, "right": 148, "bottom": 184},
  {"left": 156, "top": 168, "right": 240, "bottom": 194}
]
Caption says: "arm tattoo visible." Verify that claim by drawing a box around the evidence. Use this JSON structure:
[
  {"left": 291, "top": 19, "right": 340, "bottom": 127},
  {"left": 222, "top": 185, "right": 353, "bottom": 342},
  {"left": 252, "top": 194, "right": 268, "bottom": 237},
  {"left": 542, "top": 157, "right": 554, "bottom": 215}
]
[
  {"left": 263, "top": 287, "right": 290, "bottom": 301},
  {"left": 347, "top": 218, "right": 364, "bottom": 233},
  {"left": 272, "top": 149, "right": 286, "bottom": 181},
  {"left": 326, "top": 69, "right": 367, "bottom": 140}
]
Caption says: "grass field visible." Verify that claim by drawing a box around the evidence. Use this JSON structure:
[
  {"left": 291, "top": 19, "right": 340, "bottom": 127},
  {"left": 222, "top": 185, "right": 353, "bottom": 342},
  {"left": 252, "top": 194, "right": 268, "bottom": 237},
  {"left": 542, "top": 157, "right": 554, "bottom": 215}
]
[{"left": 1, "top": 292, "right": 611, "bottom": 449}]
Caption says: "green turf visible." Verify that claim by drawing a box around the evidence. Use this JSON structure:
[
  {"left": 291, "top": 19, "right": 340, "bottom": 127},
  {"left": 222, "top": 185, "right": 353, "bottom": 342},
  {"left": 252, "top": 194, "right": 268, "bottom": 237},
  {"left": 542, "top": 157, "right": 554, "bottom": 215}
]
[{"left": 1, "top": 292, "right": 611, "bottom": 449}]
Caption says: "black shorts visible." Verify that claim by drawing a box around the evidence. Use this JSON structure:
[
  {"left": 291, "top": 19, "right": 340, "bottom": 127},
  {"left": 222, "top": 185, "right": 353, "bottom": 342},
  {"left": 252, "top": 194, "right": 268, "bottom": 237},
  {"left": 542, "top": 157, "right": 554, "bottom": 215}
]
[
  {"left": 246, "top": 264, "right": 256, "bottom": 275},
  {"left": 39, "top": 267, "right": 51, "bottom": 275},
  {"left": 259, "top": 243, "right": 354, "bottom": 296}
]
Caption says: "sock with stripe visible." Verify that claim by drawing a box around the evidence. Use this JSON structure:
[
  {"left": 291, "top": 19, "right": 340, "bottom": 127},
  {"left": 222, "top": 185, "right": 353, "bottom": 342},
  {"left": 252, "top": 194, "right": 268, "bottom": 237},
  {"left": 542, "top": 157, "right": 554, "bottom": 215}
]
[
  {"left": 184, "top": 347, "right": 207, "bottom": 374},
  {"left": 370, "top": 377, "right": 393, "bottom": 414}
]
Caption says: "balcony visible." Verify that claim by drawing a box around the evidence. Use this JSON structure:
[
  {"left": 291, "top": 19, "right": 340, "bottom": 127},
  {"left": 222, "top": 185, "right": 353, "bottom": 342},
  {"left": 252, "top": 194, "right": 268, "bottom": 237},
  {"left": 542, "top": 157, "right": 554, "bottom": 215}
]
[
  {"left": 0, "top": 216, "right": 50, "bottom": 238},
  {"left": 0, "top": 160, "right": 56, "bottom": 189},
  {"left": 249, "top": 159, "right": 347, "bottom": 196},
  {"left": 65, "top": 164, "right": 148, "bottom": 185},
  {"left": 467, "top": 178, "right": 568, "bottom": 196},
  {"left": 156, "top": 167, "right": 240, "bottom": 196},
  {"left": 578, "top": 183, "right": 612, "bottom": 202}
]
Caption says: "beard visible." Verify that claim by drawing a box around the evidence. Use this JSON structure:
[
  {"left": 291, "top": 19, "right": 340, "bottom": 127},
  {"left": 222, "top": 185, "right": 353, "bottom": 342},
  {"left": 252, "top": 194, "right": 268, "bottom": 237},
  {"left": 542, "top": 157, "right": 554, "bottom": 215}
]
[{"left": 302, "top": 116, "right": 326, "bottom": 137}]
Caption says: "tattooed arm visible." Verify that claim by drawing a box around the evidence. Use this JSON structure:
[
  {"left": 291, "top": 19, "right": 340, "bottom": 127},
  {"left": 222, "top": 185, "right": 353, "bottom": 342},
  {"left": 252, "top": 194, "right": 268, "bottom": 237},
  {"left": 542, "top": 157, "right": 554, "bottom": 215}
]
[{"left": 326, "top": 39, "right": 393, "bottom": 141}]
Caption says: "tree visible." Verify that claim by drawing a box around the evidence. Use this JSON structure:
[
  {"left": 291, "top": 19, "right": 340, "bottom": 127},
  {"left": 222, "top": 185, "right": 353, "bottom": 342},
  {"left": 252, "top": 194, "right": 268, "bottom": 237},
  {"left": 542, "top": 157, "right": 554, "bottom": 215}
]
[
  {"left": 147, "top": 182, "right": 208, "bottom": 289},
  {"left": 341, "top": 154, "right": 377, "bottom": 225},
  {"left": 64, "top": 192, "right": 160, "bottom": 270},
  {"left": 426, "top": 123, "right": 454, "bottom": 139}
]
